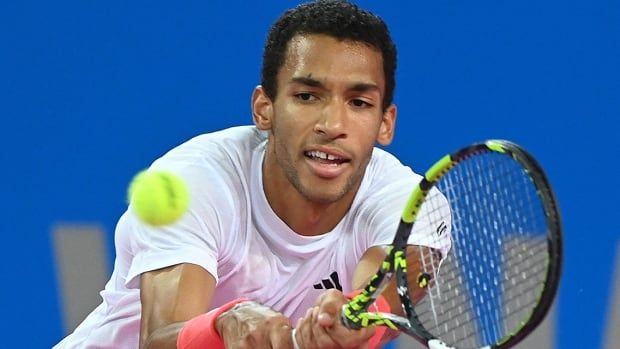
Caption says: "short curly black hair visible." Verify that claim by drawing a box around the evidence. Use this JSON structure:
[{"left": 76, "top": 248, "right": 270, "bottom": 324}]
[{"left": 262, "top": 0, "right": 397, "bottom": 110}]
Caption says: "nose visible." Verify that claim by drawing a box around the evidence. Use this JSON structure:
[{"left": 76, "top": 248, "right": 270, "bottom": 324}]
[{"left": 314, "top": 99, "right": 347, "bottom": 139}]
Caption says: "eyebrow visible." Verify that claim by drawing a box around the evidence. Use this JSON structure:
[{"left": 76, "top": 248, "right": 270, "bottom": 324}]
[
  {"left": 290, "top": 76, "right": 380, "bottom": 93},
  {"left": 290, "top": 76, "right": 324, "bottom": 88},
  {"left": 349, "top": 82, "right": 380, "bottom": 93}
]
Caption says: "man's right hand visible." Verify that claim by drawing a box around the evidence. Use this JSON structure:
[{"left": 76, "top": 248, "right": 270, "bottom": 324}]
[
  {"left": 293, "top": 289, "right": 376, "bottom": 349},
  {"left": 216, "top": 301, "right": 294, "bottom": 349}
]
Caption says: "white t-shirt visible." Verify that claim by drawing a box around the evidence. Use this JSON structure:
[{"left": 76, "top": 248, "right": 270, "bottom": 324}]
[{"left": 54, "top": 126, "right": 451, "bottom": 349}]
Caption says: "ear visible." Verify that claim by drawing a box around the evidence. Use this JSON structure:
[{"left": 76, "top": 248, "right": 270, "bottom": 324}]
[
  {"left": 252, "top": 85, "right": 274, "bottom": 130},
  {"left": 376, "top": 104, "right": 397, "bottom": 146}
]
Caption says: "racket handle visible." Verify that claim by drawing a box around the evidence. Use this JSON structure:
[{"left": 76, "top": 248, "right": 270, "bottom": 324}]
[{"left": 428, "top": 339, "right": 455, "bottom": 349}]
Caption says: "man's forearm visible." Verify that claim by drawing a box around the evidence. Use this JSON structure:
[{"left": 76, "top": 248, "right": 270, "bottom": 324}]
[{"left": 141, "top": 322, "right": 186, "bottom": 349}]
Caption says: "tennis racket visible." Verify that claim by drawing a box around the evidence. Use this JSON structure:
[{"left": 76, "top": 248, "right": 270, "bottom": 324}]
[{"left": 341, "top": 140, "right": 562, "bottom": 349}]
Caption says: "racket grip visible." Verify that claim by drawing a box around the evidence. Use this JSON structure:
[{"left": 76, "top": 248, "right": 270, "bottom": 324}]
[{"left": 428, "top": 339, "right": 455, "bottom": 349}]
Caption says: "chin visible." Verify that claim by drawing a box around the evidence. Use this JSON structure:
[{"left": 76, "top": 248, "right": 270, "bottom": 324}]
[
  {"left": 299, "top": 183, "right": 349, "bottom": 204},
  {"left": 307, "top": 192, "right": 344, "bottom": 204},
  {"left": 287, "top": 166, "right": 357, "bottom": 204}
]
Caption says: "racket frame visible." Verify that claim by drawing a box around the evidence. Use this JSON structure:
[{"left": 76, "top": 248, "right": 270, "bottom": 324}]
[{"left": 341, "top": 140, "right": 562, "bottom": 349}]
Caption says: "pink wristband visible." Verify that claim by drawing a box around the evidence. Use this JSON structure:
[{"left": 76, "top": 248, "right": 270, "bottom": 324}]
[{"left": 177, "top": 298, "right": 249, "bottom": 349}]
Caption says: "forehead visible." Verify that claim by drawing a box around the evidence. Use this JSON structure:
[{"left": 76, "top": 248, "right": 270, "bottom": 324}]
[{"left": 280, "top": 34, "right": 385, "bottom": 89}]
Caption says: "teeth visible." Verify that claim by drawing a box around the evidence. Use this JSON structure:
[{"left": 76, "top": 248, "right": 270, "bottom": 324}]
[{"left": 307, "top": 150, "right": 339, "bottom": 161}]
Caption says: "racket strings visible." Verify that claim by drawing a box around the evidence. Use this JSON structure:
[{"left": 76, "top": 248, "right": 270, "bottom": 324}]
[
  {"left": 418, "top": 287, "right": 547, "bottom": 347},
  {"left": 422, "top": 237, "right": 549, "bottom": 305},
  {"left": 413, "top": 251, "right": 547, "bottom": 342},
  {"left": 409, "top": 152, "right": 550, "bottom": 348},
  {"left": 418, "top": 246, "right": 548, "bottom": 317},
  {"left": 418, "top": 246, "right": 548, "bottom": 306},
  {"left": 416, "top": 253, "right": 548, "bottom": 330}
]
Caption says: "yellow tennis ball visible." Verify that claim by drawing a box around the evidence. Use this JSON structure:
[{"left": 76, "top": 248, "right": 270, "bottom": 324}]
[{"left": 128, "top": 170, "right": 190, "bottom": 226}]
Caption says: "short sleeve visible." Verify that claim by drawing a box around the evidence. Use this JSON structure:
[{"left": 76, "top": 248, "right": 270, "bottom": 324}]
[
  {"left": 122, "top": 141, "right": 242, "bottom": 289},
  {"left": 124, "top": 203, "right": 221, "bottom": 289}
]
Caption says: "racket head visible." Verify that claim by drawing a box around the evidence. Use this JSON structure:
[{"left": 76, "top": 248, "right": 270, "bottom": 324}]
[{"left": 342, "top": 140, "right": 562, "bottom": 349}]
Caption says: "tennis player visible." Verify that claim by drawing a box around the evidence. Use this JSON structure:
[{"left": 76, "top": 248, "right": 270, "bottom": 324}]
[{"left": 54, "top": 1, "right": 451, "bottom": 348}]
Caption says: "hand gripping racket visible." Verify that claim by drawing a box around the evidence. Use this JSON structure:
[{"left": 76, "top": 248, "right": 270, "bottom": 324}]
[{"left": 341, "top": 140, "right": 562, "bottom": 349}]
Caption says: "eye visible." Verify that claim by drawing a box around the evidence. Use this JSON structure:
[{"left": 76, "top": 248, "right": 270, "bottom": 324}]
[
  {"left": 294, "top": 93, "right": 318, "bottom": 102},
  {"left": 350, "top": 99, "right": 373, "bottom": 108}
]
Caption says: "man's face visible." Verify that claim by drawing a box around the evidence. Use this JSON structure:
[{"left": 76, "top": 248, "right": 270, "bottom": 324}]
[{"left": 256, "top": 34, "right": 396, "bottom": 204}]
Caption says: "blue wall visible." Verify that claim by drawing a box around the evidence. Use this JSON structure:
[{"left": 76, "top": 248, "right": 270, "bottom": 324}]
[{"left": 1, "top": 1, "right": 618, "bottom": 347}]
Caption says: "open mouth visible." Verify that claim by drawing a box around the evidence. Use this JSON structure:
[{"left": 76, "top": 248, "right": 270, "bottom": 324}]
[{"left": 304, "top": 150, "right": 350, "bottom": 165}]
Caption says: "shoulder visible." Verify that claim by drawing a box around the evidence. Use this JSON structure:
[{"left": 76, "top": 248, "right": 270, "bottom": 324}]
[
  {"left": 365, "top": 147, "right": 421, "bottom": 188},
  {"left": 147, "top": 125, "right": 264, "bottom": 210},
  {"left": 340, "top": 149, "right": 419, "bottom": 251},
  {"left": 149, "top": 125, "right": 264, "bottom": 179},
  {"left": 348, "top": 147, "right": 421, "bottom": 231},
  {"left": 345, "top": 147, "right": 420, "bottom": 228},
  {"left": 191, "top": 125, "right": 266, "bottom": 149},
  {"left": 160, "top": 125, "right": 265, "bottom": 162}
]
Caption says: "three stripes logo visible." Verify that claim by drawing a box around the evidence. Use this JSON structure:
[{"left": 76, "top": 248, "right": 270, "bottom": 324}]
[
  {"left": 313, "top": 271, "right": 343, "bottom": 291},
  {"left": 436, "top": 221, "right": 448, "bottom": 236}
]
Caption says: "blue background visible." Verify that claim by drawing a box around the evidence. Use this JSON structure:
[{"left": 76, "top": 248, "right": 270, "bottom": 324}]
[{"left": 1, "top": 0, "right": 618, "bottom": 348}]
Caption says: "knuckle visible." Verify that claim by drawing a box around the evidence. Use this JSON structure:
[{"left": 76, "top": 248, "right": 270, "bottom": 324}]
[
  {"left": 244, "top": 328, "right": 264, "bottom": 343},
  {"left": 265, "top": 313, "right": 289, "bottom": 326}
]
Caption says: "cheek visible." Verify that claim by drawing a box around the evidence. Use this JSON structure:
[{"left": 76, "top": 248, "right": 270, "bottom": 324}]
[
  {"left": 271, "top": 112, "right": 301, "bottom": 155},
  {"left": 356, "top": 119, "right": 383, "bottom": 144},
  {"left": 272, "top": 102, "right": 297, "bottom": 128},
  {"left": 273, "top": 104, "right": 317, "bottom": 138}
]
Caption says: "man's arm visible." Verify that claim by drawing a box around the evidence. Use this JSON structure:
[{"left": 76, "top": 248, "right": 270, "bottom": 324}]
[
  {"left": 140, "top": 263, "right": 215, "bottom": 349},
  {"left": 139, "top": 262, "right": 294, "bottom": 349}
]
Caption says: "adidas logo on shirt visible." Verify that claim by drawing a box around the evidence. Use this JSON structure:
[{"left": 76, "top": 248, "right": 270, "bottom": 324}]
[{"left": 313, "top": 271, "right": 342, "bottom": 291}]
